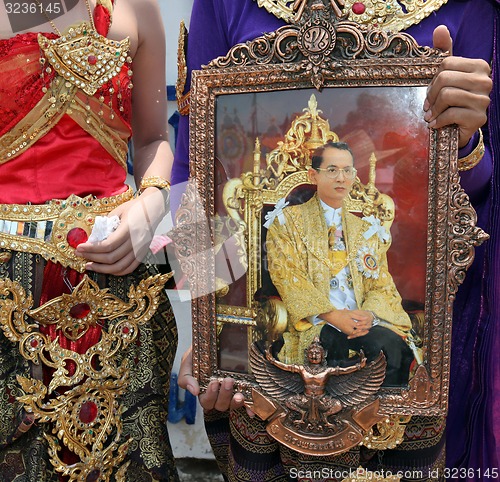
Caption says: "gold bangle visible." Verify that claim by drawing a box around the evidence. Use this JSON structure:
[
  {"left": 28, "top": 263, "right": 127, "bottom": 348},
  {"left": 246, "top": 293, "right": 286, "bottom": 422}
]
[
  {"left": 139, "top": 176, "right": 171, "bottom": 193},
  {"left": 458, "top": 130, "right": 485, "bottom": 172}
]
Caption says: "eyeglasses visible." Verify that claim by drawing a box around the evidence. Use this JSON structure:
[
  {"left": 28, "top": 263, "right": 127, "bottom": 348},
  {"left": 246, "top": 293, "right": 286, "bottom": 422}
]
[{"left": 315, "top": 166, "right": 357, "bottom": 180}]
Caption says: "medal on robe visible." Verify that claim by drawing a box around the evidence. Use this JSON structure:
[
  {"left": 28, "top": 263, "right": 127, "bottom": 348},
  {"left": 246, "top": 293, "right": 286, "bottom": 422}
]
[{"left": 356, "top": 246, "right": 379, "bottom": 279}]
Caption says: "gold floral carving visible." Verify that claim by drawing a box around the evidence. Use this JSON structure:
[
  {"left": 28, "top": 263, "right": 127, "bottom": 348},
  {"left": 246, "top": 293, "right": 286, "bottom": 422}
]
[
  {"left": 0, "top": 272, "right": 172, "bottom": 480},
  {"left": 255, "top": 0, "right": 448, "bottom": 33},
  {"left": 362, "top": 414, "right": 411, "bottom": 450}
]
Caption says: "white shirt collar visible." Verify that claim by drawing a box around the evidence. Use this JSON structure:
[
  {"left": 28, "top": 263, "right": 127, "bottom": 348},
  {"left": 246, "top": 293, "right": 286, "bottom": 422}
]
[{"left": 319, "top": 199, "right": 342, "bottom": 228}]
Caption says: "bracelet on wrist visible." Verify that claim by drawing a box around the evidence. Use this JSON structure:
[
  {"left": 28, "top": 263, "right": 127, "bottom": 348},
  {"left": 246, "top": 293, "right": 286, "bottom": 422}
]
[
  {"left": 458, "top": 129, "right": 485, "bottom": 172},
  {"left": 138, "top": 176, "right": 171, "bottom": 195}
]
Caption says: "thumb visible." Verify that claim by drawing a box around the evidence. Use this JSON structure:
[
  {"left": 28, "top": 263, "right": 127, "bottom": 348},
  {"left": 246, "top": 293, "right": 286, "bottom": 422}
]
[{"left": 432, "top": 25, "right": 453, "bottom": 54}]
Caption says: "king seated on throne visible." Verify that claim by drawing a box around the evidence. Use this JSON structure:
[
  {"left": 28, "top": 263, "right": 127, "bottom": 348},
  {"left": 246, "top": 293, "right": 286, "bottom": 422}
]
[{"left": 265, "top": 141, "right": 417, "bottom": 387}]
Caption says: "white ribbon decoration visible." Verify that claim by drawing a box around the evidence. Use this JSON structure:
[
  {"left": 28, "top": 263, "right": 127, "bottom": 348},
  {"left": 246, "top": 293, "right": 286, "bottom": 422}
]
[
  {"left": 362, "top": 215, "right": 390, "bottom": 243},
  {"left": 263, "top": 198, "right": 289, "bottom": 228}
]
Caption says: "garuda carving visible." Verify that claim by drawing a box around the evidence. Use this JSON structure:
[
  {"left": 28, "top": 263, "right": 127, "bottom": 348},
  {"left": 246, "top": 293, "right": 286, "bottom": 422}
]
[{"left": 248, "top": 337, "right": 387, "bottom": 455}]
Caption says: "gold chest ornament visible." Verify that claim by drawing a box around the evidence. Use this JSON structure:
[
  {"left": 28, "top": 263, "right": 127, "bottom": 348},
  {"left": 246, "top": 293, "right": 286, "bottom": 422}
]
[
  {"left": 38, "top": 23, "right": 130, "bottom": 96},
  {"left": 36, "top": 0, "right": 130, "bottom": 97},
  {"left": 254, "top": 0, "right": 448, "bottom": 32}
]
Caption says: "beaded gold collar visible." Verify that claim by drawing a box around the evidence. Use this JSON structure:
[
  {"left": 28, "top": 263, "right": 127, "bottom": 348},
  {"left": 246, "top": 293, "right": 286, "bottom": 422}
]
[
  {"left": 254, "top": 0, "right": 448, "bottom": 32},
  {"left": 38, "top": 22, "right": 130, "bottom": 96}
]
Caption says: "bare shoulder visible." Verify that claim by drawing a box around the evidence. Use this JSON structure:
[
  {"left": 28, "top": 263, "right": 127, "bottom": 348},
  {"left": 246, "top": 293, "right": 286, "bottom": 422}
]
[
  {"left": 127, "top": 0, "right": 164, "bottom": 43},
  {"left": 128, "top": 0, "right": 162, "bottom": 18}
]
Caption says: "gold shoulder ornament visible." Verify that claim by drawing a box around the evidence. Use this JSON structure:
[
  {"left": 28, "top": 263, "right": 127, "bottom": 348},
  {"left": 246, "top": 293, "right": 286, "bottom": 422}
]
[
  {"left": 255, "top": 0, "right": 448, "bottom": 32},
  {"left": 176, "top": 20, "right": 190, "bottom": 116}
]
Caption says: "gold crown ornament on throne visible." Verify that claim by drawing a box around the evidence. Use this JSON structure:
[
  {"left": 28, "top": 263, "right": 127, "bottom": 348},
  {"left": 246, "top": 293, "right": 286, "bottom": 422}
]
[{"left": 223, "top": 93, "right": 395, "bottom": 239}]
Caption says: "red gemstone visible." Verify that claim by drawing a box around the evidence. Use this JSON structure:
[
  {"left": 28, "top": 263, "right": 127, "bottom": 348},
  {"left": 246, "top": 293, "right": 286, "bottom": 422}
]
[
  {"left": 88, "top": 55, "right": 97, "bottom": 65},
  {"left": 86, "top": 469, "right": 101, "bottom": 482},
  {"left": 30, "top": 339, "right": 39, "bottom": 348},
  {"left": 79, "top": 401, "right": 98, "bottom": 424},
  {"left": 352, "top": 2, "right": 366, "bottom": 14},
  {"left": 66, "top": 227, "right": 88, "bottom": 248},
  {"left": 122, "top": 326, "right": 130, "bottom": 334},
  {"left": 69, "top": 303, "right": 91, "bottom": 319}
]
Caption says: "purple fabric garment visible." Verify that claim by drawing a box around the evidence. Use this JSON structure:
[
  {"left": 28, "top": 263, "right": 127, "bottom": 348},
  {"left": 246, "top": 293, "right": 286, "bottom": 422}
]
[{"left": 173, "top": 0, "right": 500, "bottom": 477}]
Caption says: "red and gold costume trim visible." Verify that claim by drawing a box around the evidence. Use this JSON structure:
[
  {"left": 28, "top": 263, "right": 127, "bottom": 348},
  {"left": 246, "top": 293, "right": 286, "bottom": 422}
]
[
  {"left": 0, "top": 0, "right": 131, "bottom": 173},
  {"left": 0, "top": 188, "right": 133, "bottom": 272},
  {"left": 0, "top": 1, "right": 177, "bottom": 478}
]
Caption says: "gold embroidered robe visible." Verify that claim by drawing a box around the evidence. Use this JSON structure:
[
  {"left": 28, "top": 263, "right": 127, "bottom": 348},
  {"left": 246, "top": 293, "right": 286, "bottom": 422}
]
[{"left": 266, "top": 194, "right": 412, "bottom": 339}]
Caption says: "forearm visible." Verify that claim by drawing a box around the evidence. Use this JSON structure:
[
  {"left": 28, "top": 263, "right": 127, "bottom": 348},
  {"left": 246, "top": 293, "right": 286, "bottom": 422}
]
[{"left": 133, "top": 140, "right": 173, "bottom": 184}]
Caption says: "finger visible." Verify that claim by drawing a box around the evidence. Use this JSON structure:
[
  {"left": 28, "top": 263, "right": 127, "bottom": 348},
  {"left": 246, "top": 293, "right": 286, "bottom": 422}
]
[
  {"left": 230, "top": 392, "right": 246, "bottom": 411},
  {"left": 76, "top": 221, "right": 131, "bottom": 254},
  {"left": 85, "top": 251, "right": 141, "bottom": 275},
  {"left": 425, "top": 59, "right": 492, "bottom": 111},
  {"left": 354, "top": 320, "right": 371, "bottom": 330},
  {"left": 214, "top": 378, "right": 236, "bottom": 412},
  {"left": 199, "top": 380, "right": 222, "bottom": 412},
  {"left": 424, "top": 70, "right": 493, "bottom": 112},
  {"left": 180, "top": 375, "right": 200, "bottom": 396},
  {"left": 348, "top": 328, "right": 369, "bottom": 339},
  {"left": 78, "top": 239, "right": 132, "bottom": 264},
  {"left": 178, "top": 347, "right": 199, "bottom": 396},
  {"left": 427, "top": 68, "right": 492, "bottom": 104},
  {"left": 427, "top": 105, "right": 488, "bottom": 132},
  {"left": 432, "top": 25, "right": 452, "bottom": 54}
]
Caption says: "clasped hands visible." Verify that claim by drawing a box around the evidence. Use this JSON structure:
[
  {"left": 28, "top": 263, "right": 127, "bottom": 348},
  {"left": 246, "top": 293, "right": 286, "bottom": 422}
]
[{"left": 321, "top": 309, "right": 374, "bottom": 339}]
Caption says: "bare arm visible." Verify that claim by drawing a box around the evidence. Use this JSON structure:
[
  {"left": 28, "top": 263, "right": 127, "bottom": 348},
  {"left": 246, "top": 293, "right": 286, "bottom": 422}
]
[{"left": 76, "top": 0, "right": 173, "bottom": 275}]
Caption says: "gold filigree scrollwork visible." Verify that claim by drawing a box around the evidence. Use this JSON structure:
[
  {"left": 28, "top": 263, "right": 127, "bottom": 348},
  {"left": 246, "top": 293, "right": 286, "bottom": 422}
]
[
  {"left": 255, "top": 0, "right": 296, "bottom": 22},
  {"left": 38, "top": 23, "right": 130, "bottom": 96},
  {"left": 344, "top": 153, "right": 395, "bottom": 226},
  {"left": 170, "top": 179, "right": 209, "bottom": 283},
  {"left": 209, "top": 8, "right": 438, "bottom": 90},
  {"left": 176, "top": 20, "right": 190, "bottom": 115},
  {"left": 256, "top": 0, "right": 447, "bottom": 34},
  {"left": 0, "top": 272, "right": 171, "bottom": 480},
  {"left": 448, "top": 176, "right": 489, "bottom": 294},
  {"left": 18, "top": 376, "right": 131, "bottom": 481},
  {"left": 265, "top": 94, "right": 339, "bottom": 183}
]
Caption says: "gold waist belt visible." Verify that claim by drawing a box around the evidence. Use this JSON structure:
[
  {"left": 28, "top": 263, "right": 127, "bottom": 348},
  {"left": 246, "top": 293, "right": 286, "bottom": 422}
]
[{"left": 0, "top": 188, "right": 133, "bottom": 272}]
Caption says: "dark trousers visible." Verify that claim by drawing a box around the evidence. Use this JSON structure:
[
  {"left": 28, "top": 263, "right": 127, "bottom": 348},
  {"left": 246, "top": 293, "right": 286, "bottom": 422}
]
[{"left": 319, "top": 324, "right": 414, "bottom": 387}]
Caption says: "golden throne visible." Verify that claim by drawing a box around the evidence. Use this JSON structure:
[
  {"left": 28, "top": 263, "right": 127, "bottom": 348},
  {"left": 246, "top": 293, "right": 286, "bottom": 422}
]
[{"left": 218, "top": 94, "right": 422, "bottom": 367}]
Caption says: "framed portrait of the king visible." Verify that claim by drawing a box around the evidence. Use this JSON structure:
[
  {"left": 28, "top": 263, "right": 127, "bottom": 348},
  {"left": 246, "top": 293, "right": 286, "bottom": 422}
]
[{"left": 173, "top": 1, "right": 487, "bottom": 455}]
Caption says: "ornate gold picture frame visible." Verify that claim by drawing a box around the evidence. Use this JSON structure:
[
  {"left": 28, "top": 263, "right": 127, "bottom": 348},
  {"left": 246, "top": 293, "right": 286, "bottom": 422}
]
[{"left": 174, "top": 1, "right": 486, "bottom": 455}]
